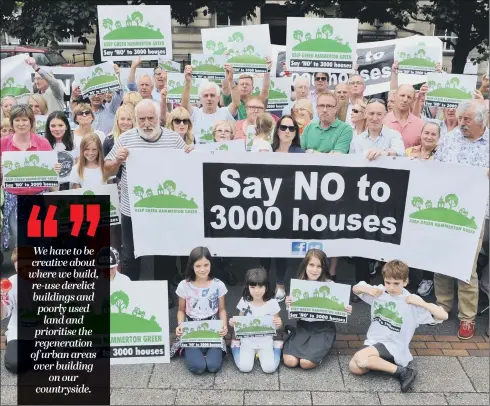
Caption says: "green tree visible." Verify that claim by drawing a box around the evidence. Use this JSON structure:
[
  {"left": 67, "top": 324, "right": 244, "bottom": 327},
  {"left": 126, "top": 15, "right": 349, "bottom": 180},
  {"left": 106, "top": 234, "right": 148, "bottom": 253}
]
[
  {"left": 206, "top": 40, "right": 216, "bottom": 51},
  {"left": 3, "top": 160, "right": 13, "bottom": 170},
  {"left": 131, "top": 11, "right": 143, "bottom": 26},
  {"left": 292, "top": 288, "right": 302, "bottom": 300},
  {"left": 4, "top": 77, "right": 14, "bottom": 87},
  {"left": 293, "top": 29, "right": 303, "bottom": 42},
  {"left": 133, "top": 185, "right": 144, "bottom": 199},
  {"left": 110, "top": 291, "right": 129, "bottom": 313},
  {"left": 115, "top": 20, "right": 122, "bottom": 29},
  {"left": 445, "top": 193, "right": 459, "bottom": 209},
  {"left": 319, "top": 285, "right": 330, "bottom": 298},
  {"left": 411, "top": 196, "right": 424, "bottom": 210},
  {"left": 449, "top": 77, "right": 461, "bottom": 88},
  {"left": 321, "top": 24, "right": 333, "bottom": 39},
  {"left": 459, "top": 208, "right": 469, "bottom": 216},
  {"left": 201, "top": 322, "right": 209, "bottom": 330},
  {"left": 103, "top": 18, "right": 113, "bottom": 31},
  {"left": 183, "top": 327, "right": 189, "bottom": 334},
  {"left": 94, "top": 67, "right": 103, "bottom": 76},
  {"left": 303, "top": 292, "right": 309, "bottom": 299},
  {"left": 29, "top": 154, "right": 40, "bottom": 165},
  {"left": 162, "top": 180, "right": 176, "bottom": 195}
]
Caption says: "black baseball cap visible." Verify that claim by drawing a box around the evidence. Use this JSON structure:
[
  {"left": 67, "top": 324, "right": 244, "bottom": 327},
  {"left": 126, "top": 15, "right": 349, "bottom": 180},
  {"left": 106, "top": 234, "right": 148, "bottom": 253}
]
[{"left": 96, "top": 247, "right": 120, "bottom": 268}]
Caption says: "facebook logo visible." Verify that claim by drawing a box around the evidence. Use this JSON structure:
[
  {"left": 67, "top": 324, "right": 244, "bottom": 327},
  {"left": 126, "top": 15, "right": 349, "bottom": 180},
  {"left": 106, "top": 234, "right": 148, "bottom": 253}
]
[
  {"left": 291, "top": 241, "right": 307, "bottom": 255},
  {"left": 308, "top": 242, "right": 323, "bottom": 250}
]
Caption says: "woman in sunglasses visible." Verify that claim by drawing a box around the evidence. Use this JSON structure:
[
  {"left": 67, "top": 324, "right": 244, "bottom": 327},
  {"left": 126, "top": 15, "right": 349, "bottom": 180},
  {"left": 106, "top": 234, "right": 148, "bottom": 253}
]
[
  {"left": 166, "top": 107, "right": 194, "bottom": 145},
  {"left": 350, "top": 100, "right": 367, "bottom": 135},
  {"left": 72, "top": 103, "right": 106, "bottom": 150}
]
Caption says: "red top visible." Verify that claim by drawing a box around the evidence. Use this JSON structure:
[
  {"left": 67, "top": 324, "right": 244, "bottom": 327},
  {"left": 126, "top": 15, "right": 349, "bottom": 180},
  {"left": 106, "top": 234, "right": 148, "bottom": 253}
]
[{"left": 1, "top": 133, "right": 54, "bottom": 195}]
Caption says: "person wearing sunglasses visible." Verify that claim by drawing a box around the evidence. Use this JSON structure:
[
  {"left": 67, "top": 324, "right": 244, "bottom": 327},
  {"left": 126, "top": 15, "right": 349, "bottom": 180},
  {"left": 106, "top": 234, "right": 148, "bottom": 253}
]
[
  {"left": 181, "top": 64, "right": 239, "bottom": 144},
  {"left": 383, "top": 84, "right": 424, "bottom": 148},
  {"left": 301, "top": 92, "right": 353, "bottom": 154},
  {"left": 345, "top": 75, "right": 367, "bottom": 126},
  {"left": 351, "top": 101, "right": 367, "bottom": 135},
  {"left": 72, "top": 103, "right": 106, "bottom": 150},
  {"left": 311, "top": 72, "right": 329, "bottom": 105},
  {"left": 166, "top": 107, "right": 194, "bottom": 145}
]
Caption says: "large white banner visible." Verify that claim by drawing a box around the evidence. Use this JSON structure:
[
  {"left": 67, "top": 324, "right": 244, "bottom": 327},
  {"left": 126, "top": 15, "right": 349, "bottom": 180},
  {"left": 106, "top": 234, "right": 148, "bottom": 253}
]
[{"left": 126, "top": 150, "right": 488, "bottom": 283}]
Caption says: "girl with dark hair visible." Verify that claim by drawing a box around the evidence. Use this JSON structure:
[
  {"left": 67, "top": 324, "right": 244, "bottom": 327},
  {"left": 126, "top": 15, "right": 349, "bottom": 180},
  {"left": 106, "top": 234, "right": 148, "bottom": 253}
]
[
  {"left": 283, "top": 249, "right": 352, "bottom": 370},
  {"left": 45, "top": 111, "right": 78, "bottom": 190},
  {"left": 173, "top": 247, "right": 228, "bottom": 375},
  {"left": 229, "top": 268, "right": 283, "bottom": 374},
  {"left": 271, "top": 115, "right": 303, "bottom": 153}
]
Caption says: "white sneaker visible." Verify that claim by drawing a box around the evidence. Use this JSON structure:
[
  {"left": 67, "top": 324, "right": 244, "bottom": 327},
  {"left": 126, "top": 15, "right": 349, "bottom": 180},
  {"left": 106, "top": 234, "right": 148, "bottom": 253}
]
[
  {"left": 275, "top": 287, "right": 286, "bottom": 302},
  {"left": 417, "top": 280, "right": 434, "bottom": 297}
]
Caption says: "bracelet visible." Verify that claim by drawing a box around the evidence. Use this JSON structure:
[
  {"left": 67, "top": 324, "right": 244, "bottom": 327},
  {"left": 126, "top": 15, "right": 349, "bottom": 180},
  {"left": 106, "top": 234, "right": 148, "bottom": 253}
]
[{"left": 35, "top": 67, "right": 41, "bottom": 72}]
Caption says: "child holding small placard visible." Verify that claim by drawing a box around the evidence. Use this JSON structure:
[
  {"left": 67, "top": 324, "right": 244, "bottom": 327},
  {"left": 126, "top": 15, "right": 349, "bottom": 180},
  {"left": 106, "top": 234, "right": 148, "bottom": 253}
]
[
  {"left": 229, "top": 268, "right": 283, "bottom": 373},
  {"left": 284, "top": 249, "right": 352, "bottom": 369},
  {"left": 173, "top": 247, "right": 228, "bottom": 375}
]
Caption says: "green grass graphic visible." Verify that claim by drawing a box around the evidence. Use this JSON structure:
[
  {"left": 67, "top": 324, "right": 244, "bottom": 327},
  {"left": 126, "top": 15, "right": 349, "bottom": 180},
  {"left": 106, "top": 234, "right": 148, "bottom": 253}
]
[
  {"left": 159, "top": 63, "right": 179, "bottom": 72},
  {"left": 0, "top": 86, "right": 30, "bottom": 98},
  {"left": 268, "top": 89, "right": 288, "bottom": 99},
  {"left": 399, "top": 57, "right": 435, "bottom": 68},
  {"left": 409, "top": 208, "right": 477, "bottom": 229},
  {"left": 103, "top": 26, "right": 164, "bottom": 40},
  {"left": 110, "top": 313, "right": 162, "bottom": 333},
  {"left": 5, "top": 166, "right": 56, "bottom": 178},
  {"left": 83, "top": 75, "right": 119, "bottom": 90},
  {"left": 167, "top": 85, "right": 198, "bottom": 95},
  {"left": 292, "top": 297, "right": 345, "bottom": 312},
  {"left": 193, "top": 64, "right": 224, "bottom": 73},
  {"left": 236, "top": 326, "right": 275, "bottom": 334},
  {"left": 182, "top": 330, "right": 220, "bottom": 339},
  {"left": 227, "top": 55, "right": 267, "bottom": 64},
  {"left": 292, "top": 38, "right": 352, "bottom": 53},
  {"left": 200, "top": 132, "right": 214, "bottom": 142},
  {"left": 374, "top": 308, "right": 402, "bottom": 325},
  {"left": 427, "top": 88, "right": 472, "bottom": 99},
  {"left": 134, "top": 194, "right": 198, "bottom": 209}
]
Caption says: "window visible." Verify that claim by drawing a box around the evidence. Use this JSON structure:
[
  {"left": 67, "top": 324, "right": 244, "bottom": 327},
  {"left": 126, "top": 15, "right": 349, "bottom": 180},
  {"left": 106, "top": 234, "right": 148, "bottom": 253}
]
[
  {"left": 1, "top": 33, "right": 83, "bottom": 47},
  {"left": 216, "top": 12, "right": 243, "bottom": 26},
  {"left": 434, "top": 27, "right": 457, "bottom": 53}
]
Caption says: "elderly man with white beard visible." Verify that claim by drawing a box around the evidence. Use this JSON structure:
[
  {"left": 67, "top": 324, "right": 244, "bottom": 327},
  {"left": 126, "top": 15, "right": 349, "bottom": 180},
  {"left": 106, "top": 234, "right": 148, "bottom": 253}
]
[{"left": 104, "top": 99, "right": 193, "bottom": 307}]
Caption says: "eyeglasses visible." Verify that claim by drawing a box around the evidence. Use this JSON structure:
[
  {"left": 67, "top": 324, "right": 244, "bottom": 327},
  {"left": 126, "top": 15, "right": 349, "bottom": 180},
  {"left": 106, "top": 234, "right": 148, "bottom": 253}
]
[
  {"left": 317, "top": 104, "right": 337, "bottom": 110},
  {"left": 247, "top": 105, "right": 265, "bottom": 111},
  {"left": 352, "top": 108, "right": 364, "bottom": 114},
  {"left": 173, "top": 118, "right": 190, "bottom": 125},
  {"left": 279, "top": 124, "right": 296, "bottom": 132},
  {"left": 77, "top": 111, "right": 92, "bottom": 117},
  {"left": 315, "top": 77, "right": 328, "bottom": 82},
  {"left": 215, "top": 129, "right": 231, "bottom": 134},
  {"left": 349, "top": 81, "right": 364, "bottom": 85}
]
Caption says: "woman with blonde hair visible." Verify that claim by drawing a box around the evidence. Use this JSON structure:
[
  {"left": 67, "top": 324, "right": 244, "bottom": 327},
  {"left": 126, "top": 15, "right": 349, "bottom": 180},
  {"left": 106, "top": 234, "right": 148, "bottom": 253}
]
[
  {"left": 166, "top": 106, "right": 194, "bottom": 145},
  {"left": 292, "top": 99, "right": 314, "bottom": 135},
  {"left": 69, "top": 133, "right": 107, "bottom": 188},
  {"left": 72, "top": 103, "right": 105, "bottom": 149},
  {"left": 1, "top": 96, "right": 17, "bottom": 121},
  {"left": 212, "top": 120, "right": 236, "bottom": 142},
  {"left": 103, "top": 105, "right": 136, "bottom": 155},
  {"left": 28, "top": 94, "right": 48, "bottom": 115},
  {"left": 122, "top": 91, "right": 143, "bottom": 110},
  {"left": 350, "top": 100, "right": 367, "bottom": 135}
]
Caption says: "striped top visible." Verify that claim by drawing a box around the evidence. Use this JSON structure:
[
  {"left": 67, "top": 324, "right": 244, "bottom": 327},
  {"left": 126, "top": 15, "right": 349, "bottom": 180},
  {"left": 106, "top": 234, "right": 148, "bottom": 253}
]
[{"left": 105, "top": 127, "right": 186, "bottom": 216}]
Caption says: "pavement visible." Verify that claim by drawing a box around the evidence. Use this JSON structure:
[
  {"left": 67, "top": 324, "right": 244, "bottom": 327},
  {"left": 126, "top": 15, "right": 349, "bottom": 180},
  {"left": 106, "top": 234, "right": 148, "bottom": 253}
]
[{"left": 1, "top": 252, "right": 489, "bottom": 405}]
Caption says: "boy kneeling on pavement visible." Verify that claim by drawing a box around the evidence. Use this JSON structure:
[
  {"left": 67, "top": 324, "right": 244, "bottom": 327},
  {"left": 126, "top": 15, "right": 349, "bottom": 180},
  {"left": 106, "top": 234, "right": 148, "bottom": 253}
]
[{"left": 349, "top": 260, "right": 448, "bottom": 392}]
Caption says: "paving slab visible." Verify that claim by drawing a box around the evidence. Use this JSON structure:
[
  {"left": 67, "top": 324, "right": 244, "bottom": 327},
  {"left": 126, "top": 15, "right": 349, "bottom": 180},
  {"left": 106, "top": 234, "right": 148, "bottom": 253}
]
[
  {"left": 0, "top": 351, "right": 16, "bottom": 386},
  {"left": 149, "top": 358, "right": 215, "bottom": 389},
  {"left": 279, "top": 356, "right": 345, "bottom": 392},
  {"left": 110, "top": 388, "right": 177, "bottom": 405},
  {"left": 175, "top": 389, "right": 244, "bottom": 405},
  {"left": 312, "top": 391, "right": 380, "bottom": 405},
  {"left": 213, "top": 356, "right": 279, "bottom": 390},
  {"left": 110, "top": 363, "right": 153, "bottom": 389},
  {"left": 338, "top": 356, "right": 400, "bottom": 392},
  {"left": 409, "top": 357, "right": 475, "bottom": 393},
  {"left": 458, "top": 356, "right": 489, "bottom": 392},
  {"left": 378, "top": 392, "right": 447, "bottom": 405},
  {"left": 0, "top": 386, "right": 16, "bottom": 406},
  {"left": 245, "top": 390, "right": 312, "bottom": 405},
  {"left": 445, "top": 393, "right": 490, "bottom": 405}
]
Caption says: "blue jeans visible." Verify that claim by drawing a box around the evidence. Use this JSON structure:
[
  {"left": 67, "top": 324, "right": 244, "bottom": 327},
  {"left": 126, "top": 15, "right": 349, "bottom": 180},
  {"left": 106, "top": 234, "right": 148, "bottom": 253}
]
[{"left": 184, "top": 347, "right": 223, "bottom": 375}]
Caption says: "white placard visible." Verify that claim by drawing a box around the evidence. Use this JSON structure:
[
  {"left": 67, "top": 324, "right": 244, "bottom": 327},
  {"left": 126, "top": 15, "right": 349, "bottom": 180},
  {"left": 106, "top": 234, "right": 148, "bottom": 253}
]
[
  {"left": 233, "top": 316, "right": 276, "bottom": 338},
  {"left": 2, "top": 151, "right": 58, "bottom": 188},
  {"left": 191, "top": 54, "right": 227, "bottom": 81},
  {"left": 289, "top": 279, "right": 351, "bottom": 323},
  {"left": 166, "top": 73, "right": 204, "bottom": 104},
  {"left": 76, "top": 62, "right": 121, "bottom": 97},
  {"left": 109, "top": 281, "right": 170, "bottom": 364},
  {"left": 1, "top": 53, "right": 32, "bottom": 100},
  {"left": 426, "top": 73, "right": 477, "bottom": 108},
  {"left": 286, "top": 17, "right": 358, "bottom": 73},
  {"left": 126, "top": 150, "right": 488, "bottom": 283},
  {"left": 395, "top": 36, "right": 442, "bottom": 75},
  {"left": 180, "top": 320, "right": 223, "bottom": 348},
  {"left": 158, "top": 59, "right": 180, "bottom": 72},
  {"left": 98, "top": 5, "right": 172, "bottom": 61},
  {"left": 35, "top": 114, "right": 48, "bottom": 136},
  {"left": 201, "top": 25, "right": 272, "bottom": 74}
]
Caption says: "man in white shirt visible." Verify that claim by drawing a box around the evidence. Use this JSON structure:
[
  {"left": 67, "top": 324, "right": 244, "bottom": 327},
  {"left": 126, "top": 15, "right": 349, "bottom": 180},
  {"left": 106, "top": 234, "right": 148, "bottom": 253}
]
[{"left": 182, "top": 64, "right": 240, "bottom": 144}]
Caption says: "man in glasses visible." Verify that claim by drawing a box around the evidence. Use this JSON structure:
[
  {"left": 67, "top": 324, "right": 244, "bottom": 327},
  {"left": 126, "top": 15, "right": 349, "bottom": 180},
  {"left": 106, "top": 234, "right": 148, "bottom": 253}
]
[
  {"left": 310, "top": 72, "right": 329, "bottom": 105},
  {"left": 222, "top": 57, "right": 272, "bottom": 120},
  {"left": 345, "top": 75, "right": 367, "bottom": 126},
  {"left": 181, "top": 64, "right": 240, "bottom": 144},
  {"left": 301, "top": 92, "right": 353, "bottom": 154},
  {"left": 383, "top": 84, "right": 424, "bottom": 148}
]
